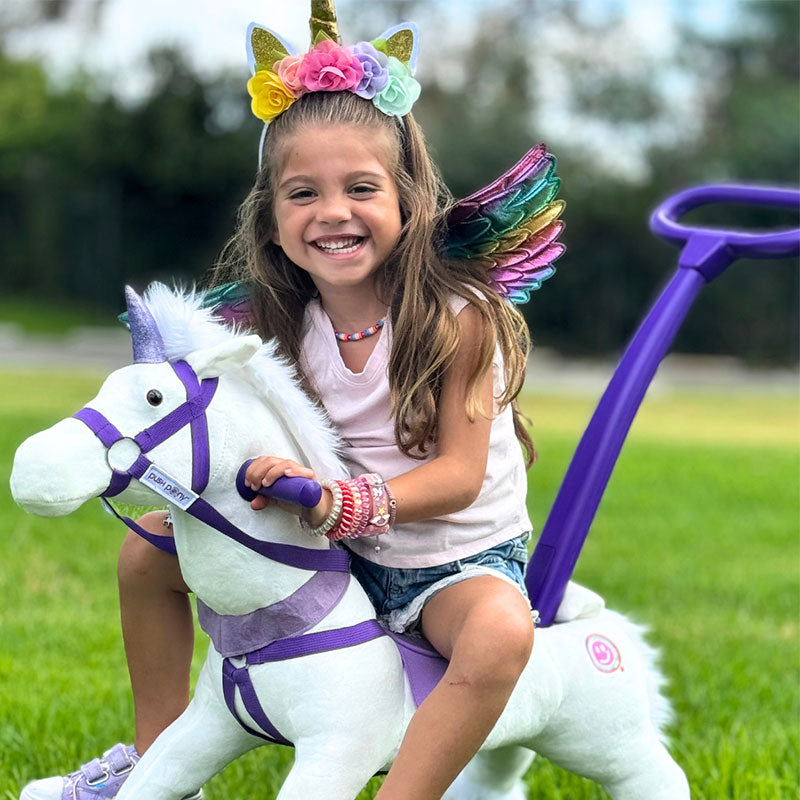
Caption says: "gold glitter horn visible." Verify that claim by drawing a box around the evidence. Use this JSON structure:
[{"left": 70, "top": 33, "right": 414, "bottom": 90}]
[{"left": 310, "top": 0, "right": 340, "bottom": 43}]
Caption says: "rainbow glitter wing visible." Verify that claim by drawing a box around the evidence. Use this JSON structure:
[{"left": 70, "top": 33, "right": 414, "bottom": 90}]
[
  {"left": 117, "top": 281, "right": 253, "bottom": 328},
  {"left": 445, "top": 143, "right": 565, "bottom": 304},
  {"left": 197, "top": 281, "right": 254, "bottom": 327}
]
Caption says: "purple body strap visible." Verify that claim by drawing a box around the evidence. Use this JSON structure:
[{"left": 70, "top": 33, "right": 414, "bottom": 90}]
[
  {"left": 386, "top": 630, "right": 449, "bottom": 708},
  {"left": 196, "top": 570, "right": 351, "bottom": 657},
  {"left": 243, "top": 619, "right": 385, "bottom": 664},
  {"left": 222, "top": 660, "right": 292, "bottom": 746},
  {"left": 221, "top": 619, "right": 386, "bottom": 746}
]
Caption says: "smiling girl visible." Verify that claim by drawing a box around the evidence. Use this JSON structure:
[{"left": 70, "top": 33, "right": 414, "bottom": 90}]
[{"left": 21, "top": 6, "right": 550, "bottom": 800}]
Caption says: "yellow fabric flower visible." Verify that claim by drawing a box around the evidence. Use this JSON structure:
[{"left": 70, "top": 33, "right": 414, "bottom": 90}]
[{"left": 247, "top": 70, "right": 295, "bottom": 122}]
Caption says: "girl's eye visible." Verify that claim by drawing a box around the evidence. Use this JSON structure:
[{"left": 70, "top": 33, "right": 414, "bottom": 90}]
[
  {"left": 146, "top": 389, "right": 163, "bottom": 406},
  {"left": 289, "top": 189, "right": 315, "bottom": 201},
  {"left": 351, "top": 185, "right": 377, "bottom": 195}
]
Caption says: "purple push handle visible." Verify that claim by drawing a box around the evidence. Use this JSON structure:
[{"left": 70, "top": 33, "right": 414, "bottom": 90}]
[
  {"left": 526, "top": 183, "right": 799, "bottom": 627},
  {"left": 236, "top": 460, "right": 322, "bottom": 508},
  {"left": 650, "top": 184, "right": 800, "bottom": 280}
]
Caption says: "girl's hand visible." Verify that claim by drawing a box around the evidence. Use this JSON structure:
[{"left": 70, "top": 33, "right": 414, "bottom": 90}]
[{"left": 244, "top": 456, "right": 331, "bottom": 525}]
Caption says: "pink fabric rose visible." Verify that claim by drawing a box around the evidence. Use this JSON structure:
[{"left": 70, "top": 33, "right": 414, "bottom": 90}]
[
  {"left": 299, "top": 39, "right": 364, "bottom": 93},
  {"left": 274, "top": 54, "right": 305, "bottom": 97}
]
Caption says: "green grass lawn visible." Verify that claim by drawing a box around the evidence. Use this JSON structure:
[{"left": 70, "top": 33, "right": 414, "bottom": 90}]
[{"left": 1, "top": 369, "right": 798, "bottom": 799}]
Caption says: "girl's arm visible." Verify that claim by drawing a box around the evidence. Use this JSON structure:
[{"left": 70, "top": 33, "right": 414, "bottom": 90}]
[
  {"left": 387, "top": 303, "right": 493, "bottom": 524},
  {"left": 245, "top": 304, "right": 494, "bottom": 525}
]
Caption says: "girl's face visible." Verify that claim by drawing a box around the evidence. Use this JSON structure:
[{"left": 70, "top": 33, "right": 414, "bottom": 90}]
[{"left": 271, "top": 123, "right": 402, "bottom": 299}]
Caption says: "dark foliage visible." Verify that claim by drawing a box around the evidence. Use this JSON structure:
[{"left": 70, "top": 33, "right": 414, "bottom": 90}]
[{"left": 0, "top": 1, "right": 797, "bottom": 363}]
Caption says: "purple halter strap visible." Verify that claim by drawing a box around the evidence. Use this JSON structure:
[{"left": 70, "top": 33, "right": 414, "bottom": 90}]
[
  {"left": 75, "top": 360, "right": 216, "bottom": 501},
  {"left": 72, "top": 358, "right": 350, "bottom": 572},
  {"left": 73, "top": 360, "right": 217, "bottom": 553}
]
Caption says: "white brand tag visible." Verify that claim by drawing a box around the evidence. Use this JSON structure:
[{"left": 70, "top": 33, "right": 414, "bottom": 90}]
[{"left": 141, "top": 465, "right": 198, "bottom": 510}]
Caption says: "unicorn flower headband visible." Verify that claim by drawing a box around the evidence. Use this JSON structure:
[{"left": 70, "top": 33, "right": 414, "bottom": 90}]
[{"left": 246, "top": 0, "right": 420, "bottom": 129}]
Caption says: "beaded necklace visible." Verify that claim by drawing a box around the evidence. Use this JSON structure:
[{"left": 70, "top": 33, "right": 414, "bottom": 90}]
[{"left": 333, "top": 318, "right": 385, "bottom": 342}]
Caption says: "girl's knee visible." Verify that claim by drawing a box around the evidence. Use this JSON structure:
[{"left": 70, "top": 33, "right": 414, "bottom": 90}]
[
  {"left": 118, "top": 512, "right": 176, "bottom": 583},
  {"left": 450, "top": 607, "right": 533, "bottom": 689}
]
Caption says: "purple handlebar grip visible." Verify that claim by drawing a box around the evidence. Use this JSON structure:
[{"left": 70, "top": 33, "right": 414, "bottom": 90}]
[{"left": 236, "top": 460, "right": 322, "bottom": 508}]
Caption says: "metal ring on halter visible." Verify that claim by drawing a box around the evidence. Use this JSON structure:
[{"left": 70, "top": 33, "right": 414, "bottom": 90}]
[{"left": 105, "top": 437, "right": 143, "bottom": 473}]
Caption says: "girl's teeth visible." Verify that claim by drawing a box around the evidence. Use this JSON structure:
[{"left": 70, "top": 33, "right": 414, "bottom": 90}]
[{"left": 316, "top": 237, "right": 362, "bottom": 254}]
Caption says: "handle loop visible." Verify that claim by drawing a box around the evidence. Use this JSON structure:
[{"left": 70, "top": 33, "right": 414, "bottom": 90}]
[{"left": 649, "top": 184, "right": 800, "bottom": 281}]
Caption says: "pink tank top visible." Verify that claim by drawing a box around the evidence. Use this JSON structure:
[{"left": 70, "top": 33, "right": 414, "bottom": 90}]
[{"left": 300, "top": 297, "right": 531, "bottom": 568}]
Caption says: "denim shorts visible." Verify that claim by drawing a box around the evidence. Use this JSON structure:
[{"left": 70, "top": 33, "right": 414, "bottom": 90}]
[{"left": 346, "top": 533, "right": 531, "bottom": 626}]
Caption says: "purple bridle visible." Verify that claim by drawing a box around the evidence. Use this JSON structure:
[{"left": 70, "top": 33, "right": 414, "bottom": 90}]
[
  {"left": 75, "top": 360, "right": 217, "bottom": 501},
  {"left": 72, "top": 287, "right": 218, "bottom": 550},
  {"left": 71, "top": 287, "right": 354, "bottom": 574}
]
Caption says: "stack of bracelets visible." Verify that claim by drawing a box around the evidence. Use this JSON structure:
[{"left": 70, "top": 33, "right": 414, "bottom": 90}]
[{"left": 302, "top": 473, "right": 396, "bottom": 541}]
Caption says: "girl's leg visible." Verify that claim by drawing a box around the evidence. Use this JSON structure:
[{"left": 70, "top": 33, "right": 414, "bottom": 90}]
[
  {"left": 117, "top": 511, "right": 194, "bottom": 754},
  {"left": 19, "top": 513, "right": 196, "bottom": 800},
  {"left": 376, "top": 576, "right": 534, "bottom": 800}
]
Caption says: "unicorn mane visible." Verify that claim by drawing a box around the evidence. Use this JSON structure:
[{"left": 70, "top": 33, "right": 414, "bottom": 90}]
[{"left": 142, "top": 283, "right": 347, "bottom": 480}]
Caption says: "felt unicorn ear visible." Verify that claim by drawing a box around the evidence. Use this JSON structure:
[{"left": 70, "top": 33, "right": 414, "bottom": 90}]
[
  {"left": 373, "top": 22, "right": 420, "bottom": 74},
  {"left": 186, "top": 336, "right": 263, "bottom": 380},
  {"left": 247, "top": 22, "right": 297, "bottom": 73}
]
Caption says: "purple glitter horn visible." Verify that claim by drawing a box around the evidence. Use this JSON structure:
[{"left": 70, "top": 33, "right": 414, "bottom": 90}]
[{"left": 125, "top": 285, "right": 167, "bottom": 363}]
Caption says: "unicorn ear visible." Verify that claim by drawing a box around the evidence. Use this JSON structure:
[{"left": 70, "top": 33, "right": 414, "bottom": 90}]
[
  {"left": 247, "top": 22, "right": 297, "bottom": 73},
  {"left": 373, "top": 22, "right": 420, "bottom": 74},
  {"left": 186, "top": 335, "right": 263, "bottom": 380}
]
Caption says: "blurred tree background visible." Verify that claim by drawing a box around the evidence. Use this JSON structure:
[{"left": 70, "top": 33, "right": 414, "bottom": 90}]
[{"left": 0, "top": 0, "right": 797, "bottom": 363}]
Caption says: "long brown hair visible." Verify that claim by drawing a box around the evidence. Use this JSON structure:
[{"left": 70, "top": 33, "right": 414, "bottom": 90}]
[{"left": 212, "top": 91, "right": 535, "bottom": 464}]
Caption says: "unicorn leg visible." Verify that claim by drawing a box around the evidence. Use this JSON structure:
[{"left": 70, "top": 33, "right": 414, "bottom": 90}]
[
  {"left": 116, "top": 658, "right": 261, "bottom": 800},
  {"left": 443, "top": 746, "right": 535, "bottom": 800},
  {"left": 601, "top": 739, "right": 689, "bottom": 800},
  {"left": 275, "top": 743, "right": 383, "bottom": 800}
]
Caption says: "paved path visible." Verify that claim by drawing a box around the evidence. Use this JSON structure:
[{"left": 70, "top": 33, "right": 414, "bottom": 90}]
[{"left": 1, "top": 323, "right": 797, "bottom": 395}]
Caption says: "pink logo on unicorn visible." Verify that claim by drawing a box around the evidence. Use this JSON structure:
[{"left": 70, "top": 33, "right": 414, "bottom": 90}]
[{"left": 586, "top": 633, "right": 622, "bottom": 673}]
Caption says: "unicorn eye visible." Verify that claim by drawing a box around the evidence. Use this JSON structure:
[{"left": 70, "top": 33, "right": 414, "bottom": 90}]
[{"left": 146, "top": 389, "right": 163, "bottom": 406}]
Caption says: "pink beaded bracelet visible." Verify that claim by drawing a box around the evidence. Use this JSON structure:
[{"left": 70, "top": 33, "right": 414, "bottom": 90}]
[{"left": 326, "top": 474, "right": 395, "bottom": 541}]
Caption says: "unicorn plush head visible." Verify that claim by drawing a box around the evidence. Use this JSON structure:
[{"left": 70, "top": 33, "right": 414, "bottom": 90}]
[{"left": 10, "top": 284, "right": 343, "bottom": 518}]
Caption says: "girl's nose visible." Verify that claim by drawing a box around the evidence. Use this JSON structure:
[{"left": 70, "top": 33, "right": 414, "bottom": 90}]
[{"left": 316, "top": 194, "right": 351, "bottom": 224}]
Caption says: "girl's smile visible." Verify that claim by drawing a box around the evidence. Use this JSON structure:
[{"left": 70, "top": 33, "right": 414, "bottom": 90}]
[
  {"left": 272, "top": 123, "right": 402, "bottom": 299},
  {"left": 312, "top": 234, "right": 366, "bottom": 256}
]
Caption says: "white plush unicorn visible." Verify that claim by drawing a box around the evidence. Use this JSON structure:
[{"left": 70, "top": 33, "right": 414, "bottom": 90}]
[{"left": 10, "top": 285, "right": 689, "bottom": 800}]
